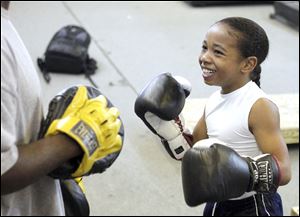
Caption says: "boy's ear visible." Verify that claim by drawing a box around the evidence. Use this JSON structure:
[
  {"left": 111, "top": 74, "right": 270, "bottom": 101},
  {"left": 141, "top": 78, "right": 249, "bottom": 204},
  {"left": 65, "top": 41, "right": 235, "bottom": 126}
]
[{"left": 241, "top": 56, "right": 257, "bottom": 74}]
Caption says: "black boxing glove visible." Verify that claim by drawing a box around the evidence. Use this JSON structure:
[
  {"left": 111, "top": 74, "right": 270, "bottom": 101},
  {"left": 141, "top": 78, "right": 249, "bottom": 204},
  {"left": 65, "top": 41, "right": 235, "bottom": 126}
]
[
  {"left": 181, "top": 138, "right": 280, "bottom": 206},
  {"left": 134, "top": 73, "right": 193, "bottom": 160}
]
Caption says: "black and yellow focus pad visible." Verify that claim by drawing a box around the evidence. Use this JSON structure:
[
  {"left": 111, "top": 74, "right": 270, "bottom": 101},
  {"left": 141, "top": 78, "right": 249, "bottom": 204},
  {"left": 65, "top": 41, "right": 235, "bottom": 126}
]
[
  {"left": 39, "top": 85, "right": 124, "bottom": 179},
  {"left": 60, "top": 178, "right": 90, "bottom": 216}
]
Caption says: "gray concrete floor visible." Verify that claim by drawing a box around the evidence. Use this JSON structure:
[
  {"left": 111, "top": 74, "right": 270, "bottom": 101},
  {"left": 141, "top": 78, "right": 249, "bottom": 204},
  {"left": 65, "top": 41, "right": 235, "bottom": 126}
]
[{"left": 8, "top": 1, "right": 299, "bottom": 216}]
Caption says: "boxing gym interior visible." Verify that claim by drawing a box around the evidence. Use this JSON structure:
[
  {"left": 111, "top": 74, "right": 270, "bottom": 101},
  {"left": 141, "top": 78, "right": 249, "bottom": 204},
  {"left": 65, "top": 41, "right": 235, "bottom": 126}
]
[{"left": 7, "top": 1, "right": 299, "bottom": 216}]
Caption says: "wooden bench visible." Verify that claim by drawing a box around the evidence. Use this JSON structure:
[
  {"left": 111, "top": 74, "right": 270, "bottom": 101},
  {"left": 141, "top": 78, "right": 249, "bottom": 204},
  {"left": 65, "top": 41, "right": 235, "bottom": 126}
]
[{"left": 182, "top": 94, "right": 299, "bottom": 144}]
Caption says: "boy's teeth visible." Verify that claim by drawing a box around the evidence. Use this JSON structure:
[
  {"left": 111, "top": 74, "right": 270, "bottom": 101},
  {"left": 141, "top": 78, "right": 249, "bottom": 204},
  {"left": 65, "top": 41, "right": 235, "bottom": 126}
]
[{"left": 203, "top": 69, "right": 215, "bottom": 77}]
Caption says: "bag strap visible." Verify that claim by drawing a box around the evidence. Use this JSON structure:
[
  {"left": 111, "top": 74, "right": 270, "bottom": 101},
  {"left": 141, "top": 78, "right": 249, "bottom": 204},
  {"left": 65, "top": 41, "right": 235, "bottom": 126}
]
[
  {"left": 37, "top": 56, "right": 98, "bottom": 88},
  {"left": 84, "top": 57, "right": 98, "bottom": 88},
  {"left": 37, "top": 58, "right": 51, "bottom": 83},
  {"left": 86, "top": 57, "right": 97, "bottom": 75}
]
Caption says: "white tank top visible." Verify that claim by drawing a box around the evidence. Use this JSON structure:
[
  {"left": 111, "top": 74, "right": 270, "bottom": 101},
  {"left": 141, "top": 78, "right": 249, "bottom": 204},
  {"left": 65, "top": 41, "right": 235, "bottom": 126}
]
[
  {"left": 1, "top": 8, "right": 64, "bottom": 215},
  {"left": 205, "top": 81, "right": 270, "bottom": 200}
]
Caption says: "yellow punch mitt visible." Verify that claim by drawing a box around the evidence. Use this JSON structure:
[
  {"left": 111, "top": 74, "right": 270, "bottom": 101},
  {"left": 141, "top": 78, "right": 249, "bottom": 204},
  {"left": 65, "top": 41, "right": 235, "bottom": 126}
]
[{"left": 39, "top": 85, "right": 124, "bottom": 178}]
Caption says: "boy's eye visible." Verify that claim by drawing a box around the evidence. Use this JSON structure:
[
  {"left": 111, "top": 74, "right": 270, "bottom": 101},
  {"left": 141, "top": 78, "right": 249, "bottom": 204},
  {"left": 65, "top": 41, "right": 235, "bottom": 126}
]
[
  {"left": 215, "top": 50, "right": 224, "bottom": 55},
  {"left": 202, "top": 45, "right": 207, "bottom": 50}
]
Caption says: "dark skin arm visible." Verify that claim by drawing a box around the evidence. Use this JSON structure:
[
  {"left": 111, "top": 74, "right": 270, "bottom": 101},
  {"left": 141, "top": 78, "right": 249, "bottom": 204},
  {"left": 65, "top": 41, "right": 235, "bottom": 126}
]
[
  {"left": 192, "top": 111, "right": 208, "bottom": 144},
  {"left": 249, "top": 98, "right": 291, "bottom": 185},
  {"left": 1, "top": 134, "right": 82, "bottom": 195}
]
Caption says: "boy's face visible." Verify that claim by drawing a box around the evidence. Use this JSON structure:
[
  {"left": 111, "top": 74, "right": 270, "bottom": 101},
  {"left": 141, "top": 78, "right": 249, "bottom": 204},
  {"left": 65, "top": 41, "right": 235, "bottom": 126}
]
[{"left": 199, "top": 23, "right": 248, "bottom": 93}]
